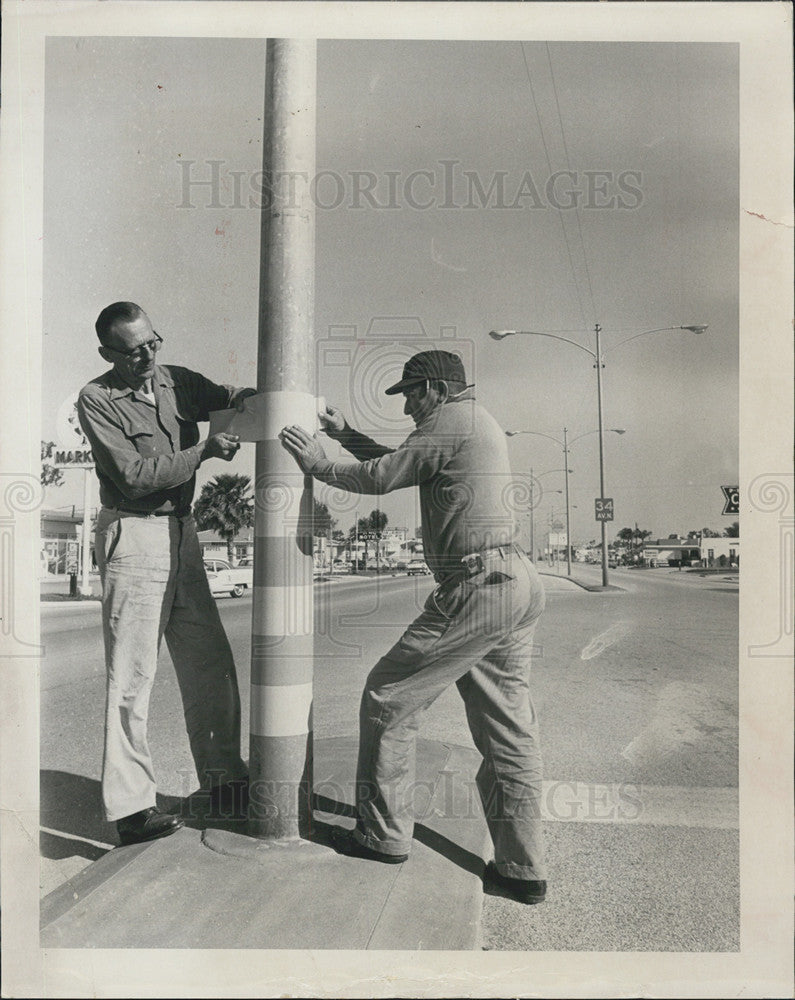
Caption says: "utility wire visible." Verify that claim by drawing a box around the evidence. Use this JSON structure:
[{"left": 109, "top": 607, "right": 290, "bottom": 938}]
[
  {"left": 545, "top": 42, "right": 598, "bottom": 325},
  {"left": 520, "top": 42, "right": 589, "bottom": 334}
]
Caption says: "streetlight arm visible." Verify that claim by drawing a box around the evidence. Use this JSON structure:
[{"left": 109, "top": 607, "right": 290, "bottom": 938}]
[
  {"left": 490, "top": 330, "right": 597, "bottom": 359},
  {"left": 505, "top": 429, "right": 564, "bottom": 447},
  {"left": 610, "top": 325, "right": 708, "bottom": 352},
  {"left": 568, "top": 428, "right": 626, "bottom": 446}
]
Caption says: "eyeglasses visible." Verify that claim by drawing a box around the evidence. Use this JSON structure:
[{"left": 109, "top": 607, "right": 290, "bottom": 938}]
[{"left": 105, "top": 332, "right": 163, "bottom": 361}]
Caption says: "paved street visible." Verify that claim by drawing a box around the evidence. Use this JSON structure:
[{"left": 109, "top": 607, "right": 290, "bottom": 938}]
[{"left": 40, "top": 566, "right": 739, "bottom": 951}]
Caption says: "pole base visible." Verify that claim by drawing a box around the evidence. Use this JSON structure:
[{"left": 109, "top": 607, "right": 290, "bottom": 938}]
[{"left": 202, "top": 827, "right": 333, "bottom": 860}]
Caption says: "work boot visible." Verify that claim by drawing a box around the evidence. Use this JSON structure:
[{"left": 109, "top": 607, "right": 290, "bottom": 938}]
[
  {"left": 329, "top": 825, "right": 408, "bottom": 864},
  {"left": 116, "top": 807, "right": 184, "bottom": 846},
  {"left": 483, "top": 861, "right": 546, "bottom": 904}
]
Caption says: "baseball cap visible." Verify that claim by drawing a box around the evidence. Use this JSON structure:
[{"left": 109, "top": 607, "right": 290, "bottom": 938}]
[{"left": 384, "top": 350, "right": 468, "bottom": 395}]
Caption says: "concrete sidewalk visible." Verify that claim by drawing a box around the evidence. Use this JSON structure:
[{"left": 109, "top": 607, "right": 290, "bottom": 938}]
[{"left": 40, "top": 736, "right": 492, "bottom": 950}]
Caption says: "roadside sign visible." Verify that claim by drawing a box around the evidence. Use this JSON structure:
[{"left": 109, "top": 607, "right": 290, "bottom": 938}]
[
  {"left": 53, "top": 448, "right": 95, "bottom": 469},
  {"left": 595, "top": 498, "right": 614, "bottom": 522},
  {"left": 721, "top": 485, "right": 739, "bottom": 516}
]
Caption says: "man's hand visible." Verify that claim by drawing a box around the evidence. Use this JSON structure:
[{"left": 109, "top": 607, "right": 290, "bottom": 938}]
[
  {"left": 280, "top": 425, "right": 327, "bottom": 472},
  {"left": 318, "top": 403, "right": 346, "bottom": 435},
  {"left": 202, "top": 432, "right": 241, "bottom": 462},
  {"left": 231, "top": 388, "right": 258, "bottom": 412}
]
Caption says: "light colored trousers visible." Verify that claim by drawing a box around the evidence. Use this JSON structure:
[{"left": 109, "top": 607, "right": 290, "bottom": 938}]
[
  {"left": 95, "top": 508, "right": 246, "bottom": 822},
  {"left": 354, "top": 547, "right": 547, "bottom": 879}
]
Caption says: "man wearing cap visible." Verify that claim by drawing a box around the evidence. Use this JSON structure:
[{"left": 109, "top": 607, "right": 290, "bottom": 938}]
[
  {"left": 281, "top": 349, "right": 548, "bottom": 904},
  {"left": 77, "top": 301, "right": 254, "bottom": 846}
]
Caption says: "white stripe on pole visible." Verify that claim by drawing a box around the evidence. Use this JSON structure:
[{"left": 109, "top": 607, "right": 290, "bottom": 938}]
[{"left": 249, "top": 683, "right": 314, "bottom": 738}]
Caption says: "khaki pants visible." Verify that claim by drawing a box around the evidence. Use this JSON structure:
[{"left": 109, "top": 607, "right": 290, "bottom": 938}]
[
  {"left": 95, "top": 508, "right": 246, "bottom": 822},
  {"left": 355, "top": 548, "right": 547, "bottom": 879}
]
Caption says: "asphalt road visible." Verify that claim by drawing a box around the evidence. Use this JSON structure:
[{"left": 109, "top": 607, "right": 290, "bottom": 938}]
[{"left": 40, "top": 566, "right": 739, "bottom": 951}]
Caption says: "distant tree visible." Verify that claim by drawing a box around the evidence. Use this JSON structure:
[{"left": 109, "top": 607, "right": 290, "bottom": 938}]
[
  {"left": 667, "top": 533, "right": 680, "bottom": 540},
  {"left": 367, "top": 509, "right": 388, "bottom": 533},
  {"left": 41, "top": 440, "right": 64, "bottom": 488},
  {"left": 688, "top": 527, "right": 721, "bottom": 539},
  {"left": 312, "top": 498, "right": 337, "bottom": 537},
  {"left": 193, "top": 473, "right": 253, "bottom": 562},
  {"left": 723, "top": 520, "right": 739, "bottom": 538},
  {"left": 617, "top": 527, "right": 634, "bottom": 543}
]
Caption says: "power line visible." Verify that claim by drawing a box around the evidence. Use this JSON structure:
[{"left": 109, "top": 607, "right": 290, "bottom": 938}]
[
  {"left": 545, "top": 42, "right": 598, "bottom": 324},
  {"left": 520, "top": 42, "right": 589, "bottom": 332}
]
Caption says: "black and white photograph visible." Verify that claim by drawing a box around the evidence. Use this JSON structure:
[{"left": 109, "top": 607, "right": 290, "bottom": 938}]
[{"left": 1, "top": 1, "right": 792, "bottom": 997}]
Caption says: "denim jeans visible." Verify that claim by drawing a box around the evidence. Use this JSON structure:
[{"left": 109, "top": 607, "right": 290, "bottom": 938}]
[
  {"left": 354, "top": 547, "right": 547, "bottom": 879},
  {"left": 95, "top": 508, "right": 247, "bottom": 821}
]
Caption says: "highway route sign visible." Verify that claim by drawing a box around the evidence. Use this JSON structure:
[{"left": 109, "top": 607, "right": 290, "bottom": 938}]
[
  {"left": 595, "top": 498, "right": 614, "bottom": 522},
  {"left": 721, "top": 485, "right": 739, "bottom": 515}
]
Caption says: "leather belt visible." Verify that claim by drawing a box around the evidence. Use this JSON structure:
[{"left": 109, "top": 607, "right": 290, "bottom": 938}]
[
  {"left": 106, "top": 506, "right": 192, "bottom": 518},
  {"left": 438, "top": 543, "right": 524, "bottom": 582}
]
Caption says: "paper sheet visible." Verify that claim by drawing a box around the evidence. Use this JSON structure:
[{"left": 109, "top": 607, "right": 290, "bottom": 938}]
[{"left": 209, "top": 393, "right": 326, "bottom": 442}]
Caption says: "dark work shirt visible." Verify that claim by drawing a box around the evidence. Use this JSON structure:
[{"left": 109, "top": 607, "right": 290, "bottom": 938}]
[{"left": 77, "top": 364, "right": 235, "bottom": 514}]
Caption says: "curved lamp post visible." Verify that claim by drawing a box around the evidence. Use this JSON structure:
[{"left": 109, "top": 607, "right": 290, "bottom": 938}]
[
  {"left": 523, "top": 470, "right": 564, "bottom": 564},
  {"left": 490, "top": 324, "right": 707, "bottom": 586},
  {"left": 507, "top": 427, "right": 625, "bottom": 575}
]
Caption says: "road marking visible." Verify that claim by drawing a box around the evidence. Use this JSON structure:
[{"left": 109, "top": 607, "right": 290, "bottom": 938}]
[
  {"left": 539, "top": 780, "right": 737, "bottom": 829},
  {"left": 580, "top": 621, "right": 634, "bottom": 659}
]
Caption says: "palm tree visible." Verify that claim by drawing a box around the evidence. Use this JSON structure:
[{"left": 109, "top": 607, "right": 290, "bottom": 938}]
[
  {"left": 41, "top": 441, "right": 64, "bottom": 488},
  {"left": 193, "top": 473, "right": 253, "bottom": 562}
]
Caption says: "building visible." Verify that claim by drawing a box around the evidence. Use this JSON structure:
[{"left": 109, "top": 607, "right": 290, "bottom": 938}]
[
  {"left": 197, "top": 529, "right": 254, "bottom": 563},
  {"left": 40, "top": 509, "right": 93, "bottom": 575},
  {"left": 642, "top": 536, "right": 739, "bottom": 568}
]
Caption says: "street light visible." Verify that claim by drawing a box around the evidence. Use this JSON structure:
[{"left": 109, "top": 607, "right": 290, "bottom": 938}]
[
  {"left": 507, "top": 427, "right": 625, "bottom": 576},
  {"left": 490, "top": 323, "right": 707, "bottom": 586},
  {"left": 525, "top": 468, "right": 564, "bottom": 564}
]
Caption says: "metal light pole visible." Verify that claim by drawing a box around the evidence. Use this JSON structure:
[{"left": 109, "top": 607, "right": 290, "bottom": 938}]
[
  {"left": 526, "top": 466, "right": 563, "bottom": 563},
  {"left": 594, "top": 324, "right": 609, "bottom": 585},
  {"left": 508, "top": 427, "right": 623, "bottom": 577},
  {"left": 249, "top": 38, "right": 317, "bottom": 840},
  {"left": 491, "top": 323, "right": 707, "bottom": 587},
  {"left": 563, "top": 428, "right": 571, "bottom": 576}
]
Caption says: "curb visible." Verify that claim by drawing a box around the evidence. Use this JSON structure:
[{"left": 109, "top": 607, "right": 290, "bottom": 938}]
[
  {"left": 540, "top": 573, "right": 625, "bottom": 594},
  {"left": 40, "top": 737, "right": 489, "bottom": 950}
]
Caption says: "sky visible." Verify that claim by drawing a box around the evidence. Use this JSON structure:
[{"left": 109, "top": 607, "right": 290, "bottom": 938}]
[{"left": 42, "top": 37, "right": 738, "bottom": 547}]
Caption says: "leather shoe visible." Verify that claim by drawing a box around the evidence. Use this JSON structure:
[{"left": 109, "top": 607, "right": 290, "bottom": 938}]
[
  {"left": 116, "top": 807, "right": 184, "bottom": 846},
  {"left": 329, "top": 825, "right": 408, "bottom": 864},
  {"left": 208, "top": 777, "right": 249, "bottom": 819},
  {"left": 483, "top": 861, "right": 546, "bottom": 904}
]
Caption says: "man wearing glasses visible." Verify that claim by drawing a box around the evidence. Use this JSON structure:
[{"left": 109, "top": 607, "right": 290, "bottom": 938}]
[{"left": 77, "top": 301, "right": 255, "bottom": 846}]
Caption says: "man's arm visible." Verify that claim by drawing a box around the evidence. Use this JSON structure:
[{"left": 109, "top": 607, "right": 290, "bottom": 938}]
[
  {"left": 319, "top": 403, "right": 394, "bottom": 461},
  {"left": 281, "top": 423, "right": 445, "bottom": 496},
  {"left": 179, "top": 366, "right": 257, "bottom": 417},
  {"left": 78, "top": 391, "right": 240, "bottom": 500}
]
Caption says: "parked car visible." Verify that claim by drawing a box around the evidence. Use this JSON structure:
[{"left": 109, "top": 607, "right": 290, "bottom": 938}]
[
  {"left": 203, "top": 558, "right": 253, "bottom": 598},
  {"left": 406, "top": 559, "right": 431, "bottom": 576}
]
